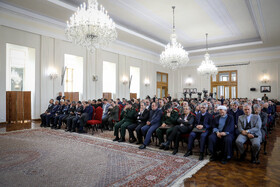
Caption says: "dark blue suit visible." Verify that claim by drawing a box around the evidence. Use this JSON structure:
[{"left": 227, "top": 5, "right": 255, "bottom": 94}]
[
  {"left": 141, "top": 108, "right": 163, "bottom": 146},
  {"left": 227, "top": 109, "right": 244, "bottom": 136},
  {"left": 208, "top": 115, "right": 235, "bottom": 158},
  {"left": 187, "top": 112, "right": 212, "bottom": 153},
  {"left": 46, "top": 105, "right": 59, "bottom": 126}
]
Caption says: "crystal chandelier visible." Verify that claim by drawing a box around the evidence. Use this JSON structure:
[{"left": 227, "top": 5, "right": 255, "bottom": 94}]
[
  {"left": 65, "top": 0, "right": 117, "bottom": 52},
  {"left": 160, "top": 6, "right": 189, "bottom": 70},
  {"left": 197, "top": 33, "right": 217, "bottom": 76}
]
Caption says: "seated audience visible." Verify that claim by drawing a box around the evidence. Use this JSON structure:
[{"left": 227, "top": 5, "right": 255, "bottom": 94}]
[
  {"left": 71, "top": 101, "right": 84, "bottom": 132},
  {"left": 56, "top": 100, "right": 70, "bottom": 129},
  {"left": 157, "top": 104, "right": 179, "bottom": 148},
  {"left": 51, "top": 100, "right": 66, "bottom": 129},
  {"left": 161, "top": 106, "right": 195, "bottom": 155},
  {"left": 113, "top": 101, "right": 137, "bottom": 142},
  {"left": 127, "top": 102, "right": 149, "bottom": 143},
  {"left": 106, "top": 101, "right": 120, "bottom": 131},
  {"left": 253, "top": 104, "right": 268, "bottom": 143},
  {"left": 139, "top": 102, "right": 163, "bottom": 149},
  {"left": 40, "top": 99, "right": 54, "bottom": 127},
  {"left": 208, "top": 106, "right": 235, "bottom": 164},
  {"left": 185, "top": 103, "right": 212, "bottom": 160},
  {"left": 236, "top": 104, "right": 262, "bottom": 164},
  {"left": 79, "top": 101, "right": 93, "bottom": 133},
  {"left": 227, "top": 101, "right": 244, "bottom": 137},
  {"left": 45, "top": 100, "right": 59, "bottom": 127},
  {"left": 65, "top": 101, "right": 77, "bottom": 132}
]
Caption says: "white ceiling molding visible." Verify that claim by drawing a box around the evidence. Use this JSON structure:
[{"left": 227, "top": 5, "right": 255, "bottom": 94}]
[
  {"left": 0, "top": 2, "right": 65, "bottom": 28},
  {"left": 190, "top": 45, "right": 280, "bottom": 60},
  {"left": 47, "top": 0, "right": 166, "bottom": 48},
  {"left": 188, "top": 39, "right": 263, "bottom": 53},
  {"left": 246, "top": 0, "right": 267, "bottom": 41},
  {"left": 196, "top": 0, "right": 240, "bottom": 36}
]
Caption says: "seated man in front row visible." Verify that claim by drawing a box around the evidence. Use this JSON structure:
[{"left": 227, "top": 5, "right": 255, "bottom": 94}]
[
  {"left": 236, "top": 104, "right": 262, "bottom": 164},
  {"left": 139, "top": 102, "right": 163, "bottom": 149},
  {"left": 185, "top": 103, "right": 212, "bottom": 160},
  {"left": 157, "top": 104, "right": 179, "bottom": 148},
  {"left": 208, "top": 106, "right": 234, "bottom": 164}
]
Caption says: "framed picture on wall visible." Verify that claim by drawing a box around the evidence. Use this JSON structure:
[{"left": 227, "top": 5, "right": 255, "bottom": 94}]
[{"left": 260, "top": 86, "right": 271, "bottom": 93}]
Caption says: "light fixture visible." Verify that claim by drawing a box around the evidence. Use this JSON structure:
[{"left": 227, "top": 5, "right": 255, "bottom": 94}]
[
  {"left": 122, "top": 76, "right": 128, "bottom": 85},
  {"left": 49, "top": 67, "right": 58, "bottom": 79},
  {"left": 197, "top": 33, "right": 217, "bottom": 76},
  {"left": 261, "top": 75, "right": 270, "bottom": 84},
  {"left": 160, "top": 6, "right": 189, "bottom": 70},
  {"left": 65, "top": 0, "right": 117, "bottom": 52},
  {"left": 185, "top": 77, "right": 193, "bottom": 86},
  {"left": 144, "top": 78, "right": 150, "bottom": 86},
  {"left": 92, "top": 75, "right": 98, "bottom": 81}
]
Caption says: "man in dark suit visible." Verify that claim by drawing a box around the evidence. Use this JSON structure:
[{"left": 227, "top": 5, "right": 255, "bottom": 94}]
[
  {"left": 71, "top": 101, "right": 84, "bottom": 132},
  {"left": 107, "top": 101, "right": 119, "bottom": 131},
  {"left": 79, "top": 101, "right": 93, "bottom": 133},
  {"left": 45, "top": 100, "right": 59, "bottom": 127},
  {"left": 139, "top": 102, "right": 163, "bottom": 149},
  {"left": 253, "top": 104, "right": 268, "bottom": 143},
  {"left": 65, "top": 101, "right": 77, "bottom": 132},
  {"left": 185, "top": 103, "right": 212, "bottom": 160},
  {"left": 236, "top": 104, "right": 262, "bottom": 164},
  {"left": 57, "top": 100, "right": 70, "bottom": 129},
  {"left": 127, "top": 102, "right": 149, "bottom": 143},
  {"left": 51, "top": 100, "right": 66, "bottom": 129},
  {"left": 161, "top": 106, "right": 195, "bottom": 155},
  {"left": 227, "top": 101, "right": 244, "bottom": 137},
  {"left": 208, "top": 105, "right": 235, "bottom": 164},
  {"left": 40, "top": 99, "right": 54, "bottom": 127}
]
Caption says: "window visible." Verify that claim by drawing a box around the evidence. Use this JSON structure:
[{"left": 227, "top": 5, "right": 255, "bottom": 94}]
[
  {"left": 103, "top": 61, "right": 116, "bottom": 94},
  {"left": 6, "top": 43, "right": 35, "bottom": 117},
  {"left": 211, "top": 70, "right": 238, "bottom": 99},
  {"left": 130, "top": 66, "right": 140, "bottom": 98},
  {"left": 64, "top": 54, "right": 83, "bottom": 97}
]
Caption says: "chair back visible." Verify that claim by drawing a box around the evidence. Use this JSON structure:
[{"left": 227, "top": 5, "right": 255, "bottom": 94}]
[
  {"left": 90, "top": 106, "right": 95, "bottom": 120},
  {"left": 94, "top": 106, "right": 103, "bottom": 121}
]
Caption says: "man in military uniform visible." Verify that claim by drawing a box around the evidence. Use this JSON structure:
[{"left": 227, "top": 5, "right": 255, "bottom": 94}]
[
  {"left": 113, "top": 101, "right": 137, "bottom": 142},
  {"left": 40, "top": 99, "right": 54, "bottom": 127},
  {"left": 157, "top": 104, "right": 179, "bottom": 149}
]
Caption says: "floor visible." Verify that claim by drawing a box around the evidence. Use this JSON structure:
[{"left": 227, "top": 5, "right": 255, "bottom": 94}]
[{"left": 1, "top": 118, "right": 279, "bottom": 187}]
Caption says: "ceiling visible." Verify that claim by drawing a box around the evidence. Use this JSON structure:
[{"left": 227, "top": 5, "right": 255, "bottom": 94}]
[{"left": 1, "top": 0, "right": 280, "bottom": 57}]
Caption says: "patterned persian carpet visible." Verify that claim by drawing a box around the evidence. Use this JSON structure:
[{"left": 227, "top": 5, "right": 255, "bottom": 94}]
[{"left": 0, "top": 129, "right": 208, "bottom": 187}]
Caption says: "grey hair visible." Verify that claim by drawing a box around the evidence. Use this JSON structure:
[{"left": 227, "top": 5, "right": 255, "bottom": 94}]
[
  {"left": 200, "top": 103, "right": 208, "bottom": 108},
  {"left": 233, "top": 101, "right": 239, "bottom": 106},
  {"left": 243, "top": 103, "right": 251, "bottom": 109},
  {"left": 253, "top": 104, "right": 261, "bottom": 109}
]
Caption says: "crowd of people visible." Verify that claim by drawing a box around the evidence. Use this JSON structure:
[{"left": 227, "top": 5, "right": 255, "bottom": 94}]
[{"left": 40, "top": 92, "right": 279, "bottom": 164}]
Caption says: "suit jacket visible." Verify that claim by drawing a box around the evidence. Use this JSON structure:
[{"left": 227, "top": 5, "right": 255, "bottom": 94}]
[
  {"left": 259, "top": 112, "right": 268, "bottom": 129},
  {"left": 46, "top": 103, "right": 54, "bottom": 113},
  {"left": 83, "top": 105, "right": 94, "bottom": 120},
  {"left": 177, "top": 113, "right": 195, "bottom": 128},
  {"left": 195, "top": 112, "right": 212, "bottom": 130},
  {"left": 137, "top": 108, "right": 149, "bottom": 126},
  {"left": 102, "top": 103, "right": 111, "bottom": 117},
  {"left": 149, "top": 108, "right": 163, "bottom": 127},
  {"left": 238, "top": 114, "right": 262, "bottom": 137},
  {"left": 108, "top": 105, "right": 119, "bottom": 121},
  {"left": 227, "top": 109, "right": 244, "bottom": 125},
  {"left": 50, "top": 105, "right": 59, "bottom": 115},
  {"left": 212, "top": 115, "right": 234, "bottom": 136}
]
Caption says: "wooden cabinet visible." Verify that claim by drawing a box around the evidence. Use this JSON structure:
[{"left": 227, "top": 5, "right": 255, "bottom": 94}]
[
  {"left": 103, "top": 92, "right": 112, "bottom": 100},
  {"left": 6, "top": 91, "right": 31, "bottom": 125},
  {"left": 64, "top": 92, "right": 79, "bottom": 102},
  {"left": 130, "top": 93, "right": 137, "bottom": 99}
]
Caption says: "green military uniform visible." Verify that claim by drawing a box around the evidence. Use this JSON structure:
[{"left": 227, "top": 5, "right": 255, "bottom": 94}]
[
  {"left": 114, "top": 108, "right": 137, "bottom": 139},
  {"left": 156, "top": 109, "right": 179, "bottom": 144}
]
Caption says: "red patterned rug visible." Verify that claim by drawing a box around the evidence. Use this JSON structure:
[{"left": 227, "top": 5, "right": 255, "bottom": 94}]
[{"left": 0, "top": 129, "right": 208, "bottom": 186}]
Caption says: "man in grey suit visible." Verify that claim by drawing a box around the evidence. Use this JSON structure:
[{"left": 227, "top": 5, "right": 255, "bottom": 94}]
[{"left": 236, "top": 104, "right": 262, "bottom": 164}]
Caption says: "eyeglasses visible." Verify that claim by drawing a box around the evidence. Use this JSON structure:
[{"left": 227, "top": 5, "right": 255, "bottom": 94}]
[{"left": 201, "top": 107, "right": 206, "bottom": 109}]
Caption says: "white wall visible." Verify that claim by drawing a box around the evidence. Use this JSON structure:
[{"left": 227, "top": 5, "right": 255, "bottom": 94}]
[
  {"left": 175, "top": 58, "right": 280, "bottom": 100},
  {"left": 0, "top": 25, "right": 170, "bottom": 122}
]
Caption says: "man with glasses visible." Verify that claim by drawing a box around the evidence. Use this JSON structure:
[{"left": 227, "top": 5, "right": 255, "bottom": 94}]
[{"left": 185, "top": 103, "right": 212, "bottom": 160}]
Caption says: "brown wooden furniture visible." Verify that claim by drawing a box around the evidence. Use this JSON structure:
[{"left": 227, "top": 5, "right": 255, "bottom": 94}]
[
  {"left": 130, "top": 93, "right": 137, "bottom": 99},
  {"left": 6, "top": 91, "right": 31, "bottom": 125},
  {"left": 157, "top": 72, "right": 168, "bottom": 98},
  {"left": 64, "top": 92, "right": 79, "bottom": 102},
  {"left": 103, "top": 92, "right": 112, "bottom": 100}
]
